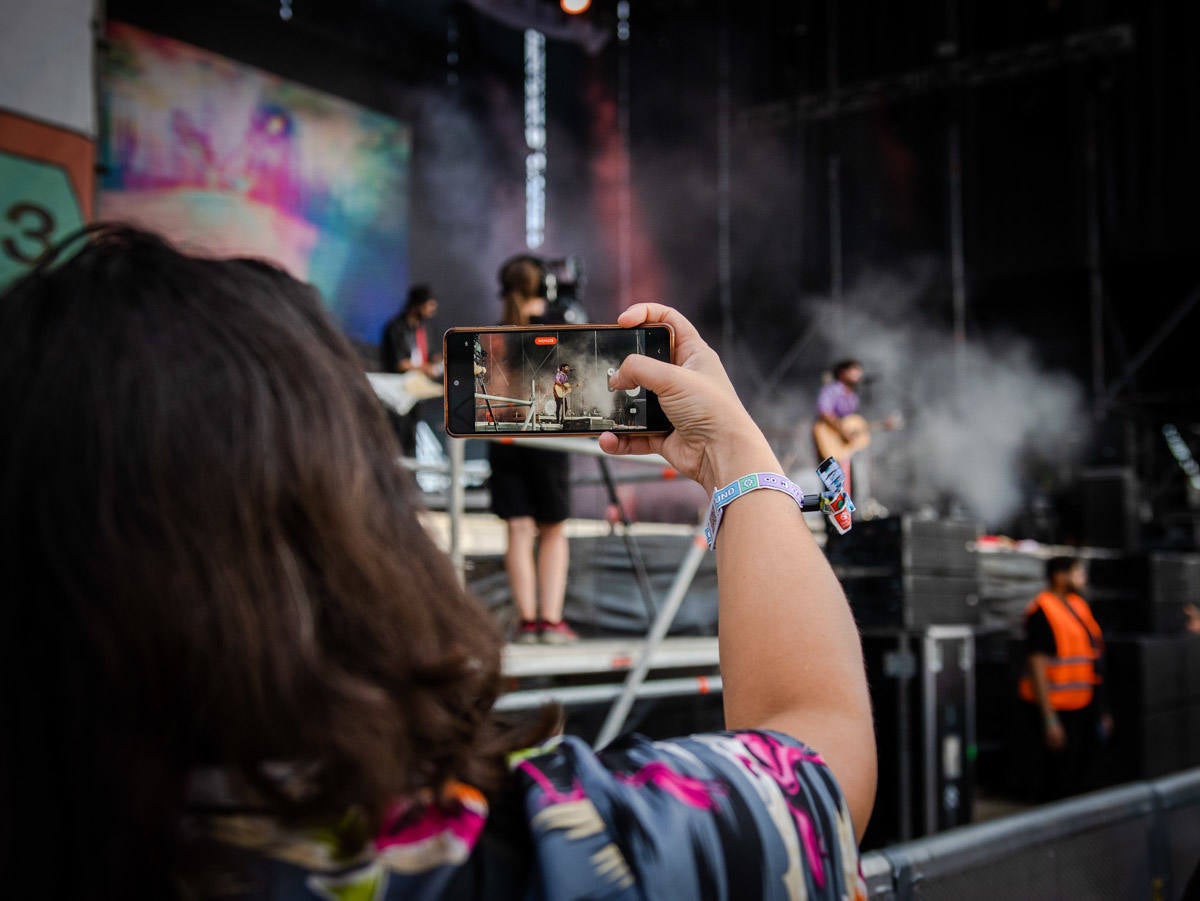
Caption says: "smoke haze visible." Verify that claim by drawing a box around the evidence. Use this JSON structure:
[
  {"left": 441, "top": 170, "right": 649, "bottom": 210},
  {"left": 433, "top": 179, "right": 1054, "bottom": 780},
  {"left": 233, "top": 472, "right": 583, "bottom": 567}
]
[
  {"left": 404, "top": 45, "right": 1092, "bottom": 531},
  {"left": 756, "top": 264, "right": 1091, "bottom": 527}
]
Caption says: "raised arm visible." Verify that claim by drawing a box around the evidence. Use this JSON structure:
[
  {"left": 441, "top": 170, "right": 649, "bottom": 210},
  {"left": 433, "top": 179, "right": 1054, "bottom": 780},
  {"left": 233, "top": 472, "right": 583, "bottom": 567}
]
[{"left": 601, "top": 303, "right": 876, "bottom": 838}]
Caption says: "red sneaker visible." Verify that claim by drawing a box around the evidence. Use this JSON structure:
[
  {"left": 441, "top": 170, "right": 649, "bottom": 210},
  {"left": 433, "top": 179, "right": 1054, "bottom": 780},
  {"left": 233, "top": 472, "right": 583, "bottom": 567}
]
[
  {"left": 515, "top": 620, "right": 541, "bottom": 645},
  {"left": 539, "top": 619, "right": 579, "bottom": 645}
]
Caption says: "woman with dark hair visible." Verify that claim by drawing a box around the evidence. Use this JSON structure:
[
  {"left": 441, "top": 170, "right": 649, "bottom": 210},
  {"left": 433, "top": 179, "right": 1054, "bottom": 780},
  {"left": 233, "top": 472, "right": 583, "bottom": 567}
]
[{"left": 0, "top": 227, "right": 874, "bottom": 899}]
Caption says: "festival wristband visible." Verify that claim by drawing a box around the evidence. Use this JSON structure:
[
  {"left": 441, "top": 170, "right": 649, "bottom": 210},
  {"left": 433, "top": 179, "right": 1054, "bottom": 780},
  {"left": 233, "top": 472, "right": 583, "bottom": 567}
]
[{"left": 704, "top": 472, "right": 808, "bottom": 550}]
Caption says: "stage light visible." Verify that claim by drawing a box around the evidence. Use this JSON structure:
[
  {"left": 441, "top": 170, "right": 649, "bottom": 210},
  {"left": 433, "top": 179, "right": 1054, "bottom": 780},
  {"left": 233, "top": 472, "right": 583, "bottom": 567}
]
[{"left": 561, "top": 0, "right": 591, "bottom": 14}]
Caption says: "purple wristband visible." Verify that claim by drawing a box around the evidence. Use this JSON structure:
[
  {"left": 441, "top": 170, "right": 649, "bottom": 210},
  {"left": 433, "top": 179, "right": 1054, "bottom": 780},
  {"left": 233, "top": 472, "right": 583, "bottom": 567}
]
[{"left": 704, "top": 472, "right": 809, "bottom": 550}]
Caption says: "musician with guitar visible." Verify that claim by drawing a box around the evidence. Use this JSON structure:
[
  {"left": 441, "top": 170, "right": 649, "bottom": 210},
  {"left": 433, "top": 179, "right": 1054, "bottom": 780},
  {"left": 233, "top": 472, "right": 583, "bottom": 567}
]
[
  {"left": 811, "top": 359, "right": 899, "bottom": 493},
  {"left": 380, "top": 285, "right": 443, "bottom": 455},
  {"left": 553, "top": 363, "right": 573, "bottom": 424}
]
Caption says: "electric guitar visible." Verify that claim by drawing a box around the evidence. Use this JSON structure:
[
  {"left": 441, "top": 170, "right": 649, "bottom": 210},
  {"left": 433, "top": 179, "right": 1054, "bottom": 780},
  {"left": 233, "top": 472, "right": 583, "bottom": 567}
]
[
  {"left": 812, "top": 412, "right": 903, "bottom": 463},
  {"left": 366, "top": 370, "right": 445, "bottom": 416}
]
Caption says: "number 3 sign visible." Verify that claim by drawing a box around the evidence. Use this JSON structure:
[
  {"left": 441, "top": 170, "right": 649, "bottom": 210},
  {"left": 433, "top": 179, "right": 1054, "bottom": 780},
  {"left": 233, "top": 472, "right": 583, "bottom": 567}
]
[{"left": 0, "top": 152, "right": 86, "bottom": 289}]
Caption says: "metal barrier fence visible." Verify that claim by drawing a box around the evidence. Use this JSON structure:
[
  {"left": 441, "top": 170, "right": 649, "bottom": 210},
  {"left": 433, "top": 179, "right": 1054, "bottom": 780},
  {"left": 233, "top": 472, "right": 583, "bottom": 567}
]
[{"left": 860, "top": 767, "right": 1200, "bottom": 900}]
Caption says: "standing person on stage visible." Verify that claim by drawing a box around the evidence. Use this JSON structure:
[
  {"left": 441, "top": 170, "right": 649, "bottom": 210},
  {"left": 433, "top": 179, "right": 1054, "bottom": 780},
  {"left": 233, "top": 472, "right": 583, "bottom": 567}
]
[
  {"left": 817, "top": 359, "right": 864, "bottom": 436},
  {"left": 553, "top": 363, "right": 572, "bottom": 424},
  {"left": 814, "top": 359, "right": 865, "bottom": 476},
  {"left": 489, "top": 257, "right": 577, "bottom": 645},
  {"left": 807, "top": 358, "right": 866, "bottom": 501},
  {"left": 809, "top": 359, "right": 897, "bottom": 494},
  {"left": 1018, "top": 556, "right": 1113, "bottom": 800},
  {"left": 380, "top": 284, "right": 441, "bottom": 456}
]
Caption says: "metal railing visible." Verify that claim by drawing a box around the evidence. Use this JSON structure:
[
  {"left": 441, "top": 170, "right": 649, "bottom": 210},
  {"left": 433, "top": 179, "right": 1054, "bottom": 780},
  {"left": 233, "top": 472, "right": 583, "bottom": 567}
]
[
  {"left": 860, "top": 768, "right": 1200, "bottom": 900},
  {"left": 417, "top": 433, "right": 715, "bottom": 739},
  {"left": 495, "top": 674, "right": 722, "bottom": 712}
]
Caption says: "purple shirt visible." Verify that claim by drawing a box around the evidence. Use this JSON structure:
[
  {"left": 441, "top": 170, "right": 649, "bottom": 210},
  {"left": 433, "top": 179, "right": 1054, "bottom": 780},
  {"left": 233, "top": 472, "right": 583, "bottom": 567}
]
[
  {"left": 555, "top": 371, "right": 570, "bottom": 385},
  {"left": 816, "top": 381, "right": 858, "bottom": 419}
]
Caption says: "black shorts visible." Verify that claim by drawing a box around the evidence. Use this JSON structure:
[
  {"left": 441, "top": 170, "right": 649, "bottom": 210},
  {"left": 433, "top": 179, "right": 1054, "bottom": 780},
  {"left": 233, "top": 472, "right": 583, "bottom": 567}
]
[{"left": 488, "top": 443, "right": 571, "bottom": 524}]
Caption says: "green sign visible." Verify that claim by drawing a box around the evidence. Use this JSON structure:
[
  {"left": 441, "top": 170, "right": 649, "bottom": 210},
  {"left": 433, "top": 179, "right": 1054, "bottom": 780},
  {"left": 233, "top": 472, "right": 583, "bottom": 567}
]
[{"left": 0, "top": 152, "right": 86, "bottom": 289}]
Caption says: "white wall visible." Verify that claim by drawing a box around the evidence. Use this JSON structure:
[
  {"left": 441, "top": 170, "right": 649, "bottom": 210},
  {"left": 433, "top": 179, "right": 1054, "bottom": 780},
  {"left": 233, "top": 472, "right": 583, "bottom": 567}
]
[{"left": 0, "top": 0, "right": 96, "bottom": 135}]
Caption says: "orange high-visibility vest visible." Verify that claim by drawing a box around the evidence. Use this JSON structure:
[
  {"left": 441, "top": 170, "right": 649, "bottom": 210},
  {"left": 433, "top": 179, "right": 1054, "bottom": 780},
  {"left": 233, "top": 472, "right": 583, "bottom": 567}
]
[{"left": 1018, "top": 591, "right": 1104, "bottom": 711}]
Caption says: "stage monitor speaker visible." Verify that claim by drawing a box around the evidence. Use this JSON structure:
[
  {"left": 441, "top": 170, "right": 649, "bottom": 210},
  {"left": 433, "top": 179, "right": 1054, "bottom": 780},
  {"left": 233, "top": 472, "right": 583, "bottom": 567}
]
[
  {"left": 1080, "top": 467, "right": 1139, "bottom": 550},
  {"left": 1088, "top": 552, "right": 1200, "bottom": 634},
  {"left": 827, "top": 515, "right": 978, "bottom": 576},
  {"left": 839, "top": 573, "right": 981, "bottom": 629},
  {"left": 1105, "top": 635, "right": 1187, "bottom": 717},
  {"left": 1106, "top": 635, "right": 1195, "bottom": 781}
]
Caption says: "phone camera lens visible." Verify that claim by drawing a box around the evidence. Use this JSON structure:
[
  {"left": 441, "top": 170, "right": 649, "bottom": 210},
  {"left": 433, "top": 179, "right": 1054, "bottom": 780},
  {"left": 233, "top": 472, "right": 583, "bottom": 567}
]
[{"left": 452, "top": 379, "right": 460, "bottom": 387}]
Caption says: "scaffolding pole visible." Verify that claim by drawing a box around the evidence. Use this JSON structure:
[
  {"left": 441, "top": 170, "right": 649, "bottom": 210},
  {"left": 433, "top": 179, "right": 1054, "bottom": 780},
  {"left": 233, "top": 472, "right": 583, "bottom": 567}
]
[
  {"left": 826, "top": 0, "right": 844, "bottom": 340},
  {"left": 448, "top": 436, "right": 465, "bottom": 584},
  {"left": 716, "top": 0, "right": 734, "bottom": 362},
  {"left": 595, "top": 524, "right": 710, "bottom": 748},
  {"left": 948, "top": 118, "right": 967, "bottom": 385},
  {"left": 617, "top": 0, "right": 632, "bottom": 308},
  {"left": 1085, "top": 91, "right": 1106, "bottom": 419}
]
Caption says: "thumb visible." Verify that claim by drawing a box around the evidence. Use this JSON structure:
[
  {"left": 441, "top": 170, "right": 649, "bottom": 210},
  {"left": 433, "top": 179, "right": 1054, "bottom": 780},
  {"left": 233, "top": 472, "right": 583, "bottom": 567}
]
[{"left": 610, "top": 353, "right": 687, "bottom": 395}]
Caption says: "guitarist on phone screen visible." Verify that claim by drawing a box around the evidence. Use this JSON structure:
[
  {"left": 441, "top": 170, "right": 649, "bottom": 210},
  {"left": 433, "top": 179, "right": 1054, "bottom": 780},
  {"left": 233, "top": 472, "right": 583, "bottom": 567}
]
[
  {"left": 811, "top": 359, "right": 899, "bottom": 493},
  {"left": 553, "top": 363, "right": 573, "bottom": 423}
]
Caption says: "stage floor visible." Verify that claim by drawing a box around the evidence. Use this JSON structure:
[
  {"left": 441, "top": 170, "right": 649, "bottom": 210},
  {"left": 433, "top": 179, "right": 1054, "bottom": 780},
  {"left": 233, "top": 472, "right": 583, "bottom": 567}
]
[{"left": 419, "top": 510, "right": 697, "bottom": 557}]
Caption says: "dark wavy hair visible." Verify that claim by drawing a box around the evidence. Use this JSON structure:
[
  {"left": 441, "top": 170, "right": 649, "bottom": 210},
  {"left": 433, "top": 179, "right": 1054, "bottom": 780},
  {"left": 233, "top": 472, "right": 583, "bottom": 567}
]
[
  {"left": 0, "top": 226, "right": 553, "bottom": 896},
  {"left": 498, "top": 255, "right": 545, "bottom": 325}
]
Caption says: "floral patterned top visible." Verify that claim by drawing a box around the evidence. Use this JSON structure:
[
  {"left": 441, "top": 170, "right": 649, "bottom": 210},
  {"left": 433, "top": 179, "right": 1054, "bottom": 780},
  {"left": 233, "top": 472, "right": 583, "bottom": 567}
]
[{"left": 193, "top": 730, "right": 866, "bottom": 900}]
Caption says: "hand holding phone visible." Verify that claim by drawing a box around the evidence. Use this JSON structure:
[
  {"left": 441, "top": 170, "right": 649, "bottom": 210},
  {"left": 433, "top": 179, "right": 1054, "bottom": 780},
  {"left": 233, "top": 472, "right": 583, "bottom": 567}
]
[
  {"left": 443, "top": 323, "right": 673, "bottom": 437},
  {"left": 600, "top": 303, "right": 776, "bottom": 489}
]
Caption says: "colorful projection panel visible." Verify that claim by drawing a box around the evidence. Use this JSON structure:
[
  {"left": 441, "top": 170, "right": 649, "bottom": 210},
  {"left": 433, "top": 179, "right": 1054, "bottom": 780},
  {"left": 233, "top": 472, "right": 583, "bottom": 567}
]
[{"left": 99, "top": 22, "right": 410, "bottom": 342}]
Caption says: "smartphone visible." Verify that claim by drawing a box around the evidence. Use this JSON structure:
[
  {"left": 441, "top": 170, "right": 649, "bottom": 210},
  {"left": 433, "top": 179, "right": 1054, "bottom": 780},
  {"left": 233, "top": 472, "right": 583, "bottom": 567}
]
[{"left": 443, "top": 324, "right": 674, "bottom": 438}]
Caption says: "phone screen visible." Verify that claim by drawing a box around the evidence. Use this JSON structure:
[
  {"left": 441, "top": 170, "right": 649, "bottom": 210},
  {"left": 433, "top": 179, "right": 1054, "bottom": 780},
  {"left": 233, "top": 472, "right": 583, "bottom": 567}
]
[{"left": 443, "top": 325, "right": 673, "bottom": 437}]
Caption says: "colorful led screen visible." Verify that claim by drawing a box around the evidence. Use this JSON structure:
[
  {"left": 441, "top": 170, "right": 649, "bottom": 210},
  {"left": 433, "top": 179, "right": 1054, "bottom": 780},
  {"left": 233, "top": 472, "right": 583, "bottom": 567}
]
[{"left": 99, "top": 22, "right": 410, "bottom": 342}]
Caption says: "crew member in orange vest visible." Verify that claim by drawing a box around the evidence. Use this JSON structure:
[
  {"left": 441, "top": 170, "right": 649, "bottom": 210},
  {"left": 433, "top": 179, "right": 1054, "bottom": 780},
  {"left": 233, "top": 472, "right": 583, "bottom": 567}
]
[{"left": 1018, "top": 556, "right": 1113, "bottom": 800}]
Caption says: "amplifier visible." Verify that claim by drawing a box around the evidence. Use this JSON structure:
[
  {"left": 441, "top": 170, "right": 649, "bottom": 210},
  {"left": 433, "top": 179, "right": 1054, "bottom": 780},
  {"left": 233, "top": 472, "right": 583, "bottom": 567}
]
[
  {"left": 1088, "top": 553, "right": 1200, "bottom": 600},
  {"left": 1087, "top": 553, "right": 1200, "bottom": 634},
  {"left": 1119, "top": 710, "right": 1185, "bottom": 780},
  {"left": 1105, "top": 636, "right": 1188, "bottom": 717},
  {"left": 1189, "top": 705, "right": 1200, "bottom": 769},
  {"left": 1080, "top": 467, "right": 1140, "bottom": 550},
  {"left": 838, "top": 572, "right": 981, "bottom": 629},
  {"left": 1149, "top": 553, "right": 1200, "bottom": 602},
  {"left": 1186, "top": 635, "right": 1200, "bottom": 701},
  {"left": 1088, "top": 594, "right": 1154, "bottom": 635},
  {"left": 977, "top": 550, "right": 1045, "bottom": 582},
  {"left": 826, "top": 515, "right": 978, "bottom": 576},
  {"left": 976, "top": 550, "right": 1046, "bottom": 628}
]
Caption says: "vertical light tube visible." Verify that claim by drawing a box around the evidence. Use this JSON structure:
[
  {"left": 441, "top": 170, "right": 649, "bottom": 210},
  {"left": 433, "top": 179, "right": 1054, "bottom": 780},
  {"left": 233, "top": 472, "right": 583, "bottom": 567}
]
[{"left": 524, "top": 29, "right": 547, "bottom": 249}]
